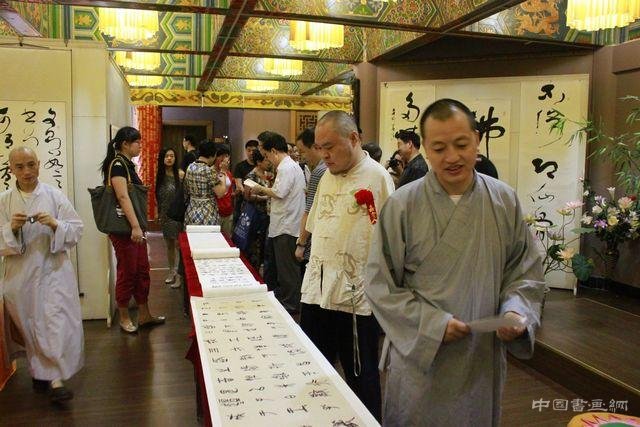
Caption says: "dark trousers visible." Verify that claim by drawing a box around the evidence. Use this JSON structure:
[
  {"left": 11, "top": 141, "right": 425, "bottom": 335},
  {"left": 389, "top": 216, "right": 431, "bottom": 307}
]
[
  {"left": 271, "top": 234, "right": 301, "bottom": 313},
  {"left": 300, "top": 303, "right": 382, "bottom": 421},
  {"left": 109, "top": 234, "right": 151, "bottom": 308}
]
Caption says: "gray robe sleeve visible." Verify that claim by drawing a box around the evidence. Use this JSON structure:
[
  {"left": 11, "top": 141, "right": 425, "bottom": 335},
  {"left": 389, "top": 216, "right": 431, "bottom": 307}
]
[
  {"left": 499, "top": 195, "right": 546, "bottom": 359},
  {"left": 0, "top": 192, "right": 22, "bottom": 256},
  {"left": 365, "top": 199, "right": 452, "bottom": 372}
]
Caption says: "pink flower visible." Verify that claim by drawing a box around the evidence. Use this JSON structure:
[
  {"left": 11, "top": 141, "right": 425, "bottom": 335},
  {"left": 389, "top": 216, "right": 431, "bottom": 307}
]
[
  {"left": 618, "top": 197, "right": 634, "bottom": 211},
  {"left": 565, "top": 200, "right": 583, "bottom": 210}
]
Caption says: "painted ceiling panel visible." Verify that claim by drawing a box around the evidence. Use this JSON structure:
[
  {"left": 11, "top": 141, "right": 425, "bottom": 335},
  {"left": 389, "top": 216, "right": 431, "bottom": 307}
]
[
  {"left": 230, "top": 17, "right": 364, "bottom": 63},
  {"left": 365, "top": 27, "right": 422, "bottom": 60},
  {"left": 210, "top": 78, "right": 319, "bottom": 95},
  {"left": 217, "top": 56, "right": 352, "bottom": 82},
  {"left": 255, "top": 0, "right": 441, "bottom": 29}
]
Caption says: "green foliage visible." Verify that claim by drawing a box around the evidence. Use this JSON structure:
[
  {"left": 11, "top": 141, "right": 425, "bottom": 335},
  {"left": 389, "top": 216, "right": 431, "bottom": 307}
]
[
  {"left": 571, "top": 253, "right": 595, "bottom": 282},
  {"left": 556, "top": 96, "right": 640, "bottom": 198}
]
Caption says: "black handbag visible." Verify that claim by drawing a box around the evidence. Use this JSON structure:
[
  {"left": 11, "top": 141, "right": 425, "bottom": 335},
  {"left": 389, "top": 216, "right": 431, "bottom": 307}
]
[
  {"left": 88, "top": 157, "right": 148, "bottom": 234},
  {"left": 167, "top": 181, "right": 188, "bottom": 222}
]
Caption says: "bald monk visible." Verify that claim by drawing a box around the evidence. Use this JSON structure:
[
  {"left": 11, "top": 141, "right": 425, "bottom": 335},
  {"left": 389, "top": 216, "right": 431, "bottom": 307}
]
[{"left": 0, "top": 146, "right": 84, "bottom": 403}]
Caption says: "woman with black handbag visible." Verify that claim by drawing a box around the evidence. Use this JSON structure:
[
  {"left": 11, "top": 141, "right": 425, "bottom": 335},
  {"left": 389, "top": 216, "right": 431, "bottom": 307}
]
[{"left": 100, "top": 127, "right": 165, "bottom": 333}]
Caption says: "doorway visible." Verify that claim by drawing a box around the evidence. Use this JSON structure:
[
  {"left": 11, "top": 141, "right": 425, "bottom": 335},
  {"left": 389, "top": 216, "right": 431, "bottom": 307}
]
[{"left": 162, "top": 120, "right": 213, "bottom": 165}]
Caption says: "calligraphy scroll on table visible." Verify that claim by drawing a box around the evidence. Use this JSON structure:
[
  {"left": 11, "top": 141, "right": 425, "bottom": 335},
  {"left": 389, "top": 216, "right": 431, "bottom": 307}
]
[
  {"left": 191, "top": 293, "right": 379, "bottom": 426},
  {"left": 0, "top": 101, "right": 68, "bottom": 193}
]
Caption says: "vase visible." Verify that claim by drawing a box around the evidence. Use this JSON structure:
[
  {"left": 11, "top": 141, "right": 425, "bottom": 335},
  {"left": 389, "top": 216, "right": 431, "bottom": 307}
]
[{"left": 603, "top": 243, "right": 620, "bottom": 281}]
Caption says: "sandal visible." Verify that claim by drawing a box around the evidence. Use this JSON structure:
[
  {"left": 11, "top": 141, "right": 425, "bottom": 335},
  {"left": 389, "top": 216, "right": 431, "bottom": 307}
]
[
  {"left": 164, "top": 273, "right": 176, "bottom": 284},
  {"left": 119, "top": 321, "right": 138, "bottom": 334}
]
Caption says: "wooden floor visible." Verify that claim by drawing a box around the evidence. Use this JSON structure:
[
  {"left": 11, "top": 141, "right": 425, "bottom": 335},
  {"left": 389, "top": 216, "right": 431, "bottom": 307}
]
[{"left": 0, "top": 232, "right": 585, "bottom": 426}]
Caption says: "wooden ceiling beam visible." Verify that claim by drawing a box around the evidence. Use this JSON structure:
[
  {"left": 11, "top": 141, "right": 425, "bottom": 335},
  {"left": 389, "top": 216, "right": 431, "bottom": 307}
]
[
  {"left": 0, "top": 0, "right": 42, "bottom": 36},
  {"left": 301, "top": 70, "right": 354, "bottom": 96},
  {"left": 197, "top": 0, "right": 257, "bottom": 92}
]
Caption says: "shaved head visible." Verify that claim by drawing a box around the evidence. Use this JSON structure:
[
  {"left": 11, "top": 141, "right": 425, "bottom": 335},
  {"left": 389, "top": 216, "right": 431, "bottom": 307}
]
[
  {"left": 9, "top": 146, "right": 38, "bottom": 164},
  {"left": 8, "top": 146, "right": 40, "bottom": 192}
]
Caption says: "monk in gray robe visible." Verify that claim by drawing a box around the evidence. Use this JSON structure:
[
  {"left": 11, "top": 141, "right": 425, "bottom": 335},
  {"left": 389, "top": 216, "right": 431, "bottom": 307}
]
[{"left": 365, "top": 99, "right": 545, "bottom": 427}]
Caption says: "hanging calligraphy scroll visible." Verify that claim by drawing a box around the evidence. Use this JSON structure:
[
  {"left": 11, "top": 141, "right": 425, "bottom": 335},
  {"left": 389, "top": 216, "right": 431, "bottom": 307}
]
[
  {"left": 0, "top": 101, "right": 68, "bottom": 193},
  {"left": 191, "top": 293, "right": 379, "bottom": 426},
  {"left": 379, "top": 75, "right": 589, "bottom": 289},
  {"left": 519, "top": 78, "right": 588, "bottom": 290}
]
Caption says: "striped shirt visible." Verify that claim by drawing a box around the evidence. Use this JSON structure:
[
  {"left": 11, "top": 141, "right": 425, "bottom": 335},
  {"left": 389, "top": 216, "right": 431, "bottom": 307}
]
[{"left": 304, "top": 160, "right": 327, "bottom": 260}]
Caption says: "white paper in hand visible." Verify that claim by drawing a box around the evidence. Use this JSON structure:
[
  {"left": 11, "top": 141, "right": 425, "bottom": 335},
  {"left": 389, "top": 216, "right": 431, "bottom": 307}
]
[
  {"left": 243, "top": 178, "right": 258, "bottom": 188},
  {"left": 468, "top": 315, "right": 527, "bottom": 333}
]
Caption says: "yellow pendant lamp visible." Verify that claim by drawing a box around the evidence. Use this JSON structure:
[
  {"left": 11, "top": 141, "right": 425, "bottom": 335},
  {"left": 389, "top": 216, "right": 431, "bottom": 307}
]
[
  {"left": 114, "top": 51, "right": 161, "bottom": 71},
  {"left": 99, "top": 8, "right": 159, "bottom": 42},
  {"left": 263, "top": 58, "right": 303, "bottom": 76},
  {"left": 245, "top": 80, "right": 280, "bottom": 91},
  {"left": 289, "top": 21, "right": 344, "bottom": 51},
  {"left": 126, "top": 75, "right": 163, "bottom": 87},
  {"left": 566, "top": 0, "right": 640, "bottom": 31}
]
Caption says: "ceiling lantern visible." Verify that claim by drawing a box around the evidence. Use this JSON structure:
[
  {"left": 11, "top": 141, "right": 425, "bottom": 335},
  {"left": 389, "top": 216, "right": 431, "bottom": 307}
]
[
  {"left": 263, "top": 58, "right": 303, "bottom": 76},
  {"left": 126, "top": 75, "right": 163, "bottom": 87},
  {"left": 566, "top": 0, "right": 640, "bottom": 31},
  {"left": 245, "top": 80, "right": 280, "bottom": 92},
  {"left": 289, "top": 21, "right": 344, "bottom": 51},
  {"left": 98, "top": 8, "right": 159, "bottom": 42},
  {"left": 114, "top": 51, "right": 161, "bottom": 71}
]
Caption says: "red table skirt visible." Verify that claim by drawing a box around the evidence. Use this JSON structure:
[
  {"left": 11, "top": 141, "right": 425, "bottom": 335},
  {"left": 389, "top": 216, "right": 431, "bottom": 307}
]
[{"left": 180, "top": 231, "right": 264, "bottom": 426}]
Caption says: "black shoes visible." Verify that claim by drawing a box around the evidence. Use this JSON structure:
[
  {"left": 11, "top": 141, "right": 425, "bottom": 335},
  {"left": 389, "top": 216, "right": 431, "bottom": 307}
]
[
  {"left": 50, "top": 386, "right": 74, "bottom": 403},
  {"left": 32, "top": 378, "right": 74, "bottom": 402},
  {"left": 32, "top": 378, "right": 49, "bottom": 393}
]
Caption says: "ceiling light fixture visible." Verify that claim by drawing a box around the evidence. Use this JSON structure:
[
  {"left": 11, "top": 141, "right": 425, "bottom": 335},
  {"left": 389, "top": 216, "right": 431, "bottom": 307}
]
[
  {"left": 98, "top": 8, "right": 159, "bottom": 43},
  {"left": 263, "top": 58, "right": 303, "bottom": 76},
  {"left": 126, "top": 75, "right": 163, "bottom": 87},
  {"left": 114, "top": 51, "right": 161, "bottom": 71},
  {"left": 289, "top": 21, "right": 344, "bottom": 51},
  {"left": 245, "top": 79, "right": 280, "bottom": 91},
  {"left": 566, "top": 0, "right": 640, "bottom": 31}
]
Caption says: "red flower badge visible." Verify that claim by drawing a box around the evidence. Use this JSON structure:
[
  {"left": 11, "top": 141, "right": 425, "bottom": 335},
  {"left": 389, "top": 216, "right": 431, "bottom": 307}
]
[{"left": 354, "top": 189, "right": 378, "bottom": 224}]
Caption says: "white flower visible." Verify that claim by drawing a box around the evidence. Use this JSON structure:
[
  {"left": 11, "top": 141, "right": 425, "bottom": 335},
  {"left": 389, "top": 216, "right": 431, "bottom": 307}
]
[
  {"left": 581, "top": 214, "right": 592, "bottom": 225},
  {"left": 583, "top": 190, "right": 590, "bottom": 196},
  {"left": 607, "top": 216, "right": 619, "bottom": 226},
  {"left": 524, "top": 214, "right": 536, "bottom": 225},
  {"left": 618, "top": 197, "right": 634, "bottom": 211},
  {"left": 607, "top": 187, "right": 616, "bottom": 198},
  {"left": 607, "top": 207, "right": 620, "bottom": 216},
  {"left": 592, "top": 205, "right": 603, "bottom": 215},
  {"left": 565, "top": 200, "right": 583, "bottom": 210},
  {"left": 557, "top": 247, "right": 576, "bottom": 261},
  {"left": 557, "top": 208, "right": 572, "bottom": 216}
]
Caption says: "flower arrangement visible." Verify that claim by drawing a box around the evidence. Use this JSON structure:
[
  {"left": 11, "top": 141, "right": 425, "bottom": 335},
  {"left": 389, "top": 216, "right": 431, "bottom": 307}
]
[
  {"left": 579, "top": 186, "right": 640, "bottom": 248},
  {"left": 525, "top": 201, "right": 594, "bottom": 282}
]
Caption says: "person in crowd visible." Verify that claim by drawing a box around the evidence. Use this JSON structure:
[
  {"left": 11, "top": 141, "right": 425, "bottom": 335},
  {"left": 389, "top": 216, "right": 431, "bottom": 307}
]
[
  {"left": 365, "top": 99, "right": 545, "bottom": 427},
  {"left": 252, "top": 131, "right": 306, "bottom": 314},
  {"left": 293, "top": 127, "right": 327, "bottom": 278},
  {"left": 155, "top": 148, "right": 182, "bottom": 288},
  {"left": 213, "top": 144, "right": 234, "bottom": 236},
  {"left": 362, "top": 142, "right": 383, "bottom": 163},
  {"left": 1, "top": 146, "right": 84, "bottom": 403},
  {"left": 183, "top": 140, "right": 227, "bottom": 226},
  {"left": 300, "top": 111, "right": 394, "bottom": 421},
  {"left": 385, "top": 150, "right": 405, "bottom": 188},
  {"left": 180, "top": 134, "right": 198, "bottom": 177},
  {"left": 289, "top": 141, "right": 310, "bottom": 184},
  {"left": 233, "top": 140, "right": 259, "bottom": 225},
  {"left": 396, "top": 129, "right": 428, "bottom": 187},
  {"left": 476, "top": 153, "right": 499, "bottom": 179},
  {"left": 242, "top": 149, "right": 273, "bottom": 272},
  {"left": 100, "top": 127, "right": 166, "bottom": 334}
]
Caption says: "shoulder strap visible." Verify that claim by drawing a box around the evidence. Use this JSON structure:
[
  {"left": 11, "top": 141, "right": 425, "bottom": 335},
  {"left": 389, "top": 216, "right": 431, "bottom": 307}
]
[{"left": 107, "top": 155, "right": 132, "bottom": 187}]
